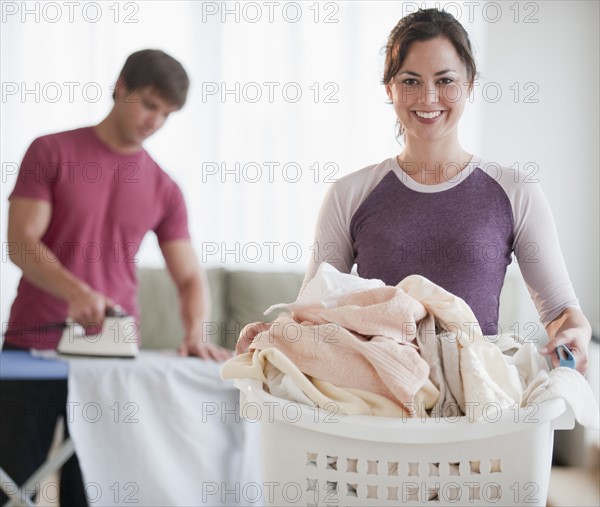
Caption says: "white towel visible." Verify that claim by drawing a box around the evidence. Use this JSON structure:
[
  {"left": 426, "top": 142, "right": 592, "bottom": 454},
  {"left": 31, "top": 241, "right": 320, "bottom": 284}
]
[{"left": 522, "top": 367, "right": 599, "bottom": 429}]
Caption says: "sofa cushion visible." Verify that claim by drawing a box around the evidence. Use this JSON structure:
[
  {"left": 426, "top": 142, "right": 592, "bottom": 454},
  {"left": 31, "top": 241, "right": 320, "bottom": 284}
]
[
  {"left": 224, "top": 270, "right": 304, "bottom": 350},
  {"left": 138, "top": 268, "right": 227, "bottom": 349}
]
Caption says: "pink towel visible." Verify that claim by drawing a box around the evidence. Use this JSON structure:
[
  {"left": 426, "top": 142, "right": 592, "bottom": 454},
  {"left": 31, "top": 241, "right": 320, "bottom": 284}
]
[
  {"left": 316, "top": 286, "right": 427, "bottom": 343},
  {"left": 250, "top": 285, "right": 432, "bottom": 412}
]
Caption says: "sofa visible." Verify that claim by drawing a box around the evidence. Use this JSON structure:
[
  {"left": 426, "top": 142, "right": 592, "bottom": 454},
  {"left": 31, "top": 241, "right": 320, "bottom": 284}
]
[
  {"left": 137, "top": 265, "right": 522, "bottom": 351},
  {"left": 137, "top": 267, "right": 305, "bottom": 350}
]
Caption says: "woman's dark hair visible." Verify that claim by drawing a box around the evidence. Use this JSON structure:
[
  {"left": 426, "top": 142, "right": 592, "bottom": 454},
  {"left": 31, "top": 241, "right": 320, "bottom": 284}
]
[
  {"left": 383, "top": 8, "right": 477, "bottom": 87},
  {"left": 113, "top": 49, "right": 189, "bottom": 109}
]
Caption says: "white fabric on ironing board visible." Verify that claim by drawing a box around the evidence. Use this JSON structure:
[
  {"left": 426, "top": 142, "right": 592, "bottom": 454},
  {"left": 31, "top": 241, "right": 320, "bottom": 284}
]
[{"left": 65, "top": 351, "right": 260, "bottom": 506}]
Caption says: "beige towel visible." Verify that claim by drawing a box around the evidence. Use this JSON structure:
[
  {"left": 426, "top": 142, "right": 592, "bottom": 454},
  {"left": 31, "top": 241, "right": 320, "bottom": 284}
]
[
  {"left": 222, "top": 347, "right": 439, "bottom": 417},
  {"left": 398, "top": 274, "right": 523, "bottom": 415},
  {"left": 249, "top": 313, "right": 431, "bottom": 413},
  {"left": 228, "top": 264, "right": 524, "bottom": 420}
]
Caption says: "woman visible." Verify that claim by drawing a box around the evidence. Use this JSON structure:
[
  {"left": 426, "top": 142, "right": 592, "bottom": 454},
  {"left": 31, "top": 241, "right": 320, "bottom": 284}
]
[{"left": 302, "top": 8, "right": 591, "bottom": 373}]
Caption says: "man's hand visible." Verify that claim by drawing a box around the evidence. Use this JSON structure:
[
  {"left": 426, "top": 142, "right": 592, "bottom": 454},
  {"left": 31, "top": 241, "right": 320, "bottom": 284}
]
[
  {"left": 178, "top": 324, "right": 233, "bottom": 361},
  {"left": 67, "top": 285, "right": 114, "bottom": 330},
  {"left": 161, "top": 240, "right": 232, "bottom": 361}
]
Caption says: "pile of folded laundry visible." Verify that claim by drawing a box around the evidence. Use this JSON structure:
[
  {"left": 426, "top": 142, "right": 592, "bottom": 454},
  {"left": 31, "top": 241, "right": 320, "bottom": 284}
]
[{"left": 222, "top": 263, "right": 598, "bottom": 427}]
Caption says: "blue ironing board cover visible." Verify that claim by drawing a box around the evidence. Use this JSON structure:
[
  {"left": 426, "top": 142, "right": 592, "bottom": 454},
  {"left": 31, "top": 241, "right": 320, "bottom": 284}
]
[{"left": 0, "top": 350, "right": 68, "bottom": 379}]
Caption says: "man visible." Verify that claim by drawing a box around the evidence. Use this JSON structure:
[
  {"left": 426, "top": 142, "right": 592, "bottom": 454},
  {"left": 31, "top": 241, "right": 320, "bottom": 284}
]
[{"left": 2, "top": 49, "right": 231, "bottom": 505}]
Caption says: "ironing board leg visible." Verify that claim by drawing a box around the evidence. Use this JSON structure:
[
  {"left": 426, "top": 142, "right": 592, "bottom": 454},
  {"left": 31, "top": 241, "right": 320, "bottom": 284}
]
[
  {"left": 0, "top": 468, "right": 33, "bottom": 507},
  {"left": 1, "top": 438, "right": 76, "bottom": 507}
]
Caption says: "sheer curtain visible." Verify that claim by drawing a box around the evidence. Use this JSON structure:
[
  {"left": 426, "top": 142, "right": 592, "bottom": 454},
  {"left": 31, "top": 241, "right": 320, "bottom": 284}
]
[{"left": 0, "top": 0, "right": 488, "bottom": 322}]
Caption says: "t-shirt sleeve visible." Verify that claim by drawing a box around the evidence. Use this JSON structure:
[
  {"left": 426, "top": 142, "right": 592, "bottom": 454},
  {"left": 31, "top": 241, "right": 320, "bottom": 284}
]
[
  {"left": 154, "top": 179, "right": 191, "bottom": 244},
  {"left": 301, "top": 162, "right": 391, "bottom": 292},
  {"left": 301, "top": 182, "right": 356, "bottom": 291},
  {"left": 510, "top": 174, "right": 580, "bottom": 326},
  {"left": 9, "top": 136, "right": 59, "bottom": 203}
]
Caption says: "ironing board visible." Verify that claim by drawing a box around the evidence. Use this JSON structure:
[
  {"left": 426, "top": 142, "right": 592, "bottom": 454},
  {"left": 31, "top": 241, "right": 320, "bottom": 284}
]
[
  {"left": 1, "top": 350, "right": 261, "bottom": 506},
  {"left": 0, "top": 351, "right": 73, "bottom": 507}
]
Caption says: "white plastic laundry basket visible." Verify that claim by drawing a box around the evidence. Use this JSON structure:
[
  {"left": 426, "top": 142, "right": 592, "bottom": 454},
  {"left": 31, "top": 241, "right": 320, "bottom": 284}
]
[{"left": 235, "top": 378, "right": 574, "bottom": 507}]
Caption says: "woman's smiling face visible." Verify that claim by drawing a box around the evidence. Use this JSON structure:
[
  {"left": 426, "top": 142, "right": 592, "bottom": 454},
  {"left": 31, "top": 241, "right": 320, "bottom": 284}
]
[{"left": 385, "top": 36, "right": 472, "bottom": 143}]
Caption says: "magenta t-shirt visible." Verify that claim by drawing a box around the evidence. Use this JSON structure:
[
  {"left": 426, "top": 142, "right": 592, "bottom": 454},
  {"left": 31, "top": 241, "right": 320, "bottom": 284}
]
[{"left": 5, "top": 127, "right": 190, "bottom": 349}]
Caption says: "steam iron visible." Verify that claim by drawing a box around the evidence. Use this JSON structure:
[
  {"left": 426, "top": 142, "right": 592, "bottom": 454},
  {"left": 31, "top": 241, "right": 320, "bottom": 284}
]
[{"left": 57, "top": 306, "right": 139, "bottom": 358}]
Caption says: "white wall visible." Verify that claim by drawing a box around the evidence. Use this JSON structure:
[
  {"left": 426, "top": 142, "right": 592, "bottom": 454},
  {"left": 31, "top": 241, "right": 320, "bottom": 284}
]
[
  {"left": 477, "top": 0, "right": 600, "bottom": 465},
  {"left": 477, "top": 0, "right": 599, "bottom": 340}
]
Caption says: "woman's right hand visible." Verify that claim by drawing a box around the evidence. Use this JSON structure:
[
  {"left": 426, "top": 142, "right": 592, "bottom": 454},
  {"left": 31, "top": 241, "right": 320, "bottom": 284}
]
[{"left": 236, "top": 321, "right": 272, "bottom": 355}]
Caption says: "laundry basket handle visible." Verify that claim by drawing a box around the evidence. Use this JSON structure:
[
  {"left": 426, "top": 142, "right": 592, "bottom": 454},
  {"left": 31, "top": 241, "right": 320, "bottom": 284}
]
[
  {"left": 550, "top": 398, "right": 575, "bottom": 431},
  {"left": 234, "top": 378, "right": 576, "bottom": 443}
]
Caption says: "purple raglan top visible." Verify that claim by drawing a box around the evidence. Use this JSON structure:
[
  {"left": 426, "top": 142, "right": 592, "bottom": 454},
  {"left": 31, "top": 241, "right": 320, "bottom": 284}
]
[{"left": 303, "top": 156, "right": 580, "bottom": 335}]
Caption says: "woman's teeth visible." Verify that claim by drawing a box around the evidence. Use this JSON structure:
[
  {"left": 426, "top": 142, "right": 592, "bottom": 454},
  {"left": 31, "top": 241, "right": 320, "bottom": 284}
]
[{"left": 415, "top": 111, "right": 442, "bottom": 119}]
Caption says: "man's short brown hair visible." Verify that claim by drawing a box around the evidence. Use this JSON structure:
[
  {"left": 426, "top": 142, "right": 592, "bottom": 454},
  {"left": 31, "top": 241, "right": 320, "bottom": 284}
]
[{"left": 114, "top": 49, "right": 189, "bottom": 109}]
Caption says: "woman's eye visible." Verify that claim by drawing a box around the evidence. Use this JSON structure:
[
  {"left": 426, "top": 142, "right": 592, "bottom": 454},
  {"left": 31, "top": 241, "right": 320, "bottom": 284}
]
[
  {"left": 439, "top": 78, "right": 454, "bottom": 85},
  {"left": 402, "top": 79, "right": 418, "bottom": 86}
]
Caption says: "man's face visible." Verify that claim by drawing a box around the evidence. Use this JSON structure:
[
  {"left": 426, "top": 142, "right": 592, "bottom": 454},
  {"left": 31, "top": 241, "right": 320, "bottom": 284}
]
[{"left": 114, "top": 82, "right": 180, "bottom": 148}]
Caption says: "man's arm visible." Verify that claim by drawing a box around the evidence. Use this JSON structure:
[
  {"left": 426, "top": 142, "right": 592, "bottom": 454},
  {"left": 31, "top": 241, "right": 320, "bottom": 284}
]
[
  {"left": 160, "top": 239, "right": 232, "bottom": 361},
  {"left": 542, "top": 306, "right": 591, "bottom": 374},
  {"left": 8, "top": 197, "right": 110, "bottom": 327}
]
